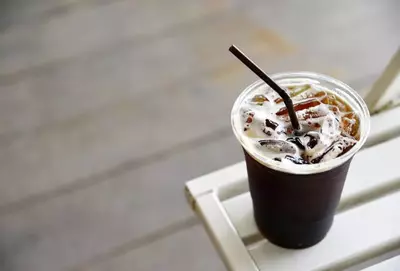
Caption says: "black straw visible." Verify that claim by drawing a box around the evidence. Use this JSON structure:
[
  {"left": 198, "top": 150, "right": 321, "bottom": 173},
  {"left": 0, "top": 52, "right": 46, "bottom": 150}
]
[{"left": 229, "top": 45, "right": 301, "bottom": 132}]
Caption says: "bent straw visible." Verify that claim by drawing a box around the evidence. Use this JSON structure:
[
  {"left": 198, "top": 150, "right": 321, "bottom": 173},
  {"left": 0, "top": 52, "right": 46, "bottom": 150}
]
[{"left": 229, "top": 45, "right": 301, "bottom": 132}]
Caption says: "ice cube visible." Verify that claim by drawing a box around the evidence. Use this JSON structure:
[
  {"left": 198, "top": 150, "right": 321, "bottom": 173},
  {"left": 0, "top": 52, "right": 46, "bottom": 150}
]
[
  {"left": 321, "top": 114, "right": 340, "bottom": 136},
  {"left": 286, "top": 137, "right": 305, "bottom": 150},
  {"left": 299, "top": 106, "right": 328, "bottom": 121},
  {"left": 276, "top": 99, "right": 320, "bottom": 116},
  {"left": 302, "top": 132, "right": 328, "bottom": 162},
  {"left": 276, "top": 101, "right": 327, "bottom": 123},
  {"left": 274, "top": 85, "right": 311, "bottom": 103},
  {"left": 319, "top": 143, "right": 343, "bottom": 163},
  {"left": 258, "top": 139, "right": 297, "bottom": 154},
  {"left": 265, "top": 118, "right": 279, "bottom": 130},
  {"left": 304, "top": 132, "right": 320, "bottom": 149},
  {"left": 242, "top": 111, "right": 255, "bottom": 131},
  {"left": 292, "top": 87, "right": 326, "bottom": 102},
  {"left": 327, "top": 105, "right": 340, "bottom": 116},
  {"left": 341, "top": 112, "right": 360, "bottom": 139},
  {"left": 321, "top": 94, "right": 351, "bottom": 112},
  {"left": 284, "top": 155, "right": 309, "bottom": 164},
  {"left": 310, "top": 136, "right": 356, "bottom": 163},
  {"left": 250, "top": 94, "right": 269, "bottom": 105}
]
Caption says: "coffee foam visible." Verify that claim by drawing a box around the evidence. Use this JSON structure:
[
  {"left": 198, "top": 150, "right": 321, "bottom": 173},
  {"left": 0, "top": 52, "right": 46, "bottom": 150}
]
[{"left": 233, "top": 83, "right": 359, "bottom": 167}]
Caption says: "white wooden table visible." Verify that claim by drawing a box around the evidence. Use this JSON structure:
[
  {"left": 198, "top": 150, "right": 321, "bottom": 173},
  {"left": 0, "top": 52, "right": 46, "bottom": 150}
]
[{"left": 185, "top": 51, "right": 400, "bottom": 271}]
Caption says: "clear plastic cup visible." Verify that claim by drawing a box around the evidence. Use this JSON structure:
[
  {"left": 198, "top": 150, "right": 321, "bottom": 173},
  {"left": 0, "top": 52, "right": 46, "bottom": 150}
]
[{"left": 231, "top": 72, "right": 370, "bottom": 248}]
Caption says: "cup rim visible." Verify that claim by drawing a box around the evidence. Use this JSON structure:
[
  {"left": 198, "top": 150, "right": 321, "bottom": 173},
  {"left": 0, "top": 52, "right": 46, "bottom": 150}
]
[{"left": 231, "top": 71, "right": 371, "bottom": 174}]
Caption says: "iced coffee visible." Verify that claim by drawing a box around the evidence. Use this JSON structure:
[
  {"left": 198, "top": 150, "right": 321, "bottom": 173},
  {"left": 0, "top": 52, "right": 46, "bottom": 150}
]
[{"left": 231, "top": 72, "right": 370, "bottom": 248}]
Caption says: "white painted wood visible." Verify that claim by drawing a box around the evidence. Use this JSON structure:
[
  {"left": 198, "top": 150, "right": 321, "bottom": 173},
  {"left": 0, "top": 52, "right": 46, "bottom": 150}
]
[
  {"left": 364, "top": 48, "right": 400, "bottom": 113},
  {"left": 222, "top": 193, "right": 254, "bottom": 240},
  {"left": 367, "top": 106, "right": 400, "bottom": 147},
  {"left": 362, "top": 255, "right": 400, "bottom": 271},
  {"left": 249, "top": 191, "right": 400, "bottom": 271},
  {"left": 339, "top": 136, "right": 400, "bottom": 211},
  {"left": 195, "top": 193, "right": 259, "bottom": 271},
  {"left": 185, "top": 161, "right": 247, "bottom": 200}
]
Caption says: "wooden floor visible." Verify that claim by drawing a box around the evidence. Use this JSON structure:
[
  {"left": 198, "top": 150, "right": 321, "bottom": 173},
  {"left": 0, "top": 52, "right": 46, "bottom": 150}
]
[{"left": 0, "top": 0, "right": 398, "bottom": 270}]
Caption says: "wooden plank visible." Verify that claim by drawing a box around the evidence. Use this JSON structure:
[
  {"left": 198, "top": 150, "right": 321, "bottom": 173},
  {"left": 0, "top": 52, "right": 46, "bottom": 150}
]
[
  {"left": 340, "top": 136, "right": 400, "bottom": 210},
  {"left": 186, "top": 161, "right": 247, "bottom": 202},
  {"left": 195, "top": 193, "right": 259, "bottom": 271},
  {"left": 0, "top": 15, "right": 298, "bottom": 208},
  {"left": 0, "top": 0, "right": 82, "bottom": 30},
  {"left": 240, "top": 0, "right": 400, "bottom": 82},
  {"left": 0, "top": 12, "right": 292, "bottom": 137},
  {"left": 0, "top": 71, "right": 243, "bottom": 208},
  {"left": 0, "top": 0, "right": 230, "bottom": 76},
  {"left": 250, "top": 190, "right": 400, "bottom": 270},
  {"left": 223, "top": 136, "right": 400, "bottom": 240},
  {"left": 0, "top": 134, "right": 242, "bottom": 271},
  {"left": 77, "top": 224, "right": 226, "bottom": 271},
  {"left": 363, "top": 255, "right": 400, "bottom": 271},
  {"left": 366, "top": 107, "right": 400, "bottom": 147},
  {"left": 222, "top": 193, "right": 254, "bottom": 241},
  {"left": 364, "top": 49, "right": 400, "bottom": 113}
]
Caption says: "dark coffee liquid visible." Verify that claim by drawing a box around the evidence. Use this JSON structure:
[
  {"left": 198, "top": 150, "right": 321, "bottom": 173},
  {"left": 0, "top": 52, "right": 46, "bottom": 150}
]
[{"left": 244, "top": 149, "right": 351, "bottom": 248}]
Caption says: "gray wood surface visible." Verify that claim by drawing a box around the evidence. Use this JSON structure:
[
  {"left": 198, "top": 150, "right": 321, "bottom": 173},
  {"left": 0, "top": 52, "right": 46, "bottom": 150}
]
[
  {"left": 0, "top": 133, "right": 241, "bottom": 271},
  {"left": 0, "top": 0, "right": 399, "bottom": 270},
  {"left": 77, "top": 224, "right": 226, "bottom": 271}
]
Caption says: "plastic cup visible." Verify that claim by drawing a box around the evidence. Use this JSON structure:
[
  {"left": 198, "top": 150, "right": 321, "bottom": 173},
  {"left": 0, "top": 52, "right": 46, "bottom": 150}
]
[{"left": 231, "top": 72, "right": 370, "bottom": 249}]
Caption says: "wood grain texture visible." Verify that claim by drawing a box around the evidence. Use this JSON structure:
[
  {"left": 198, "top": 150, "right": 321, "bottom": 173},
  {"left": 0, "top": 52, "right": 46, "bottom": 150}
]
[
  {"left": 0, "top": 134, "right": 241, "bottom": 271},
  {"left": 0, "top": 16, "right": 296, "bottom": 209},
  {"left": 77, "top": 224, "right": 226, "bottom": 271},
  {"left": 0, "top": 0, "right": 230, "bottom": 76},
  {"left": 0, "top": 12, "right": 292, "bottom": 136}
]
